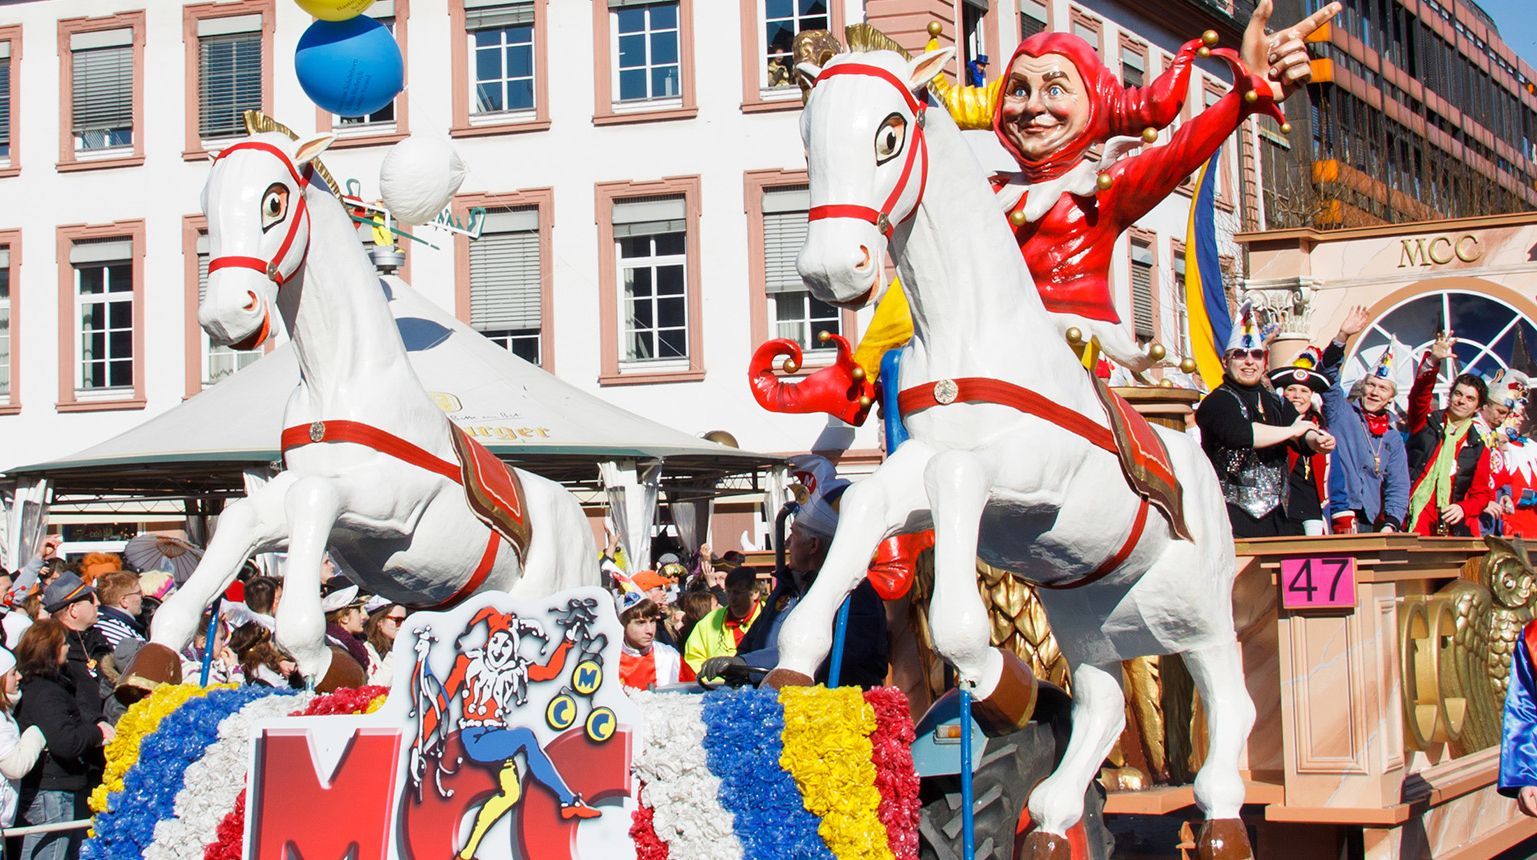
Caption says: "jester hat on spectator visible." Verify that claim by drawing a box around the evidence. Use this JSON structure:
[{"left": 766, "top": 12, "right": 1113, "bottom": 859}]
[
  {"left": 1267, "top": 345, "right": 1331, "bottom": 393},
  {"left": 1488, "top": 369, "right": 1530, "bottom": 409},
  {"left": 1372, "top": 344, "right": 1395, "bottom": 381},
  {"left": 1224, "top": 301, "right": 1267, "bottom": 354},
  {"left": 788, "top": 454, "right": 851, "bottom": 542},
  {"left": 990, "top": 32, "right": 1198, "bottom": 182}
]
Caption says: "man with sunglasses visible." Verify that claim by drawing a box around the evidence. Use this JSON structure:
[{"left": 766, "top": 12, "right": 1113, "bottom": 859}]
[{"left": 1196, "top": 303, "right": 1336, "bottom": 538}]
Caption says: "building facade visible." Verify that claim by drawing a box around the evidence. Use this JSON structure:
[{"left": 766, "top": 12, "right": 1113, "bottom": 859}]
[
  {"left": 1263, "top": 0, "right": 1537, "bottom": 230},
  {"left": 0, "top": 0, "right": 1256, "bottom": 547}
]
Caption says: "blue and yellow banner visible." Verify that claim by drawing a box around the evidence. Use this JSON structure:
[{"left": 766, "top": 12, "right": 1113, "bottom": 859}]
[{"left": 1184, "top": 148, "right": 1231, "bottom": 390}]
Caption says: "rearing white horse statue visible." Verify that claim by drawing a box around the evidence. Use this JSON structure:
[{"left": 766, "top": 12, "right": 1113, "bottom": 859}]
[
  {"left": 770, "top": 45, "right": 1254, "bottom": 858},
  {"left": 124, "top": 133, "right": 596, "bottom": 692}
]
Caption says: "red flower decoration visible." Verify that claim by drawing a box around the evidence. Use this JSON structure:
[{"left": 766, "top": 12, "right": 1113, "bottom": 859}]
[
  {"left": 864, "top": 687, "right": 921, "bottom": 860},
  {"left": 628, "top": 789, "right": 670, "bottom": 860}
]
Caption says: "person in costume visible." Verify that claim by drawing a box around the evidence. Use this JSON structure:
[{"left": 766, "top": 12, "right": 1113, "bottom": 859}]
[
  {"left": 1500, "top": 618, "right": 1537, "bottom": 816},
  {"left": 410, "top": 607, "right": 599, "bottom": 860},
  {"left": 1406, "top": 332, "right": 1494, "bottom": 537},
  {"left": 1195, "top": 303, "right": 1335, "bottom": 538},
  {"left": 616, "top": 591, "right": 689, "bottom": 691},
  {"left": 1325, "top": 340, "right": 1410, "bottom": 534},
  {"left": 1267, "top": 344, "right": 1339, "bottom": 536},
  {"left": 682, "top": 565, "right": 763, "bottom": 677},
  {"left": 1482, "top": 372, "right": 1531, "bottom": 536}
]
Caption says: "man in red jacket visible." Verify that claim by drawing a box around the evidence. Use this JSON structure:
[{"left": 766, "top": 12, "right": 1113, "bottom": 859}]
[{"left": 1406, "top": 332, "right": 1493, "bottom": 536}]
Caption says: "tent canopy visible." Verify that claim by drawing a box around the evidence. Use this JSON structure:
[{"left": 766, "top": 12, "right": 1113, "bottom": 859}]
[{"left": 10, "top": 276, "right": 778, "bottom": 505}]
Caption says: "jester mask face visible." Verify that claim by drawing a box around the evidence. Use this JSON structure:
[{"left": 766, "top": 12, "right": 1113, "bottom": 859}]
[{"left": 998, "top": 53, "right": 1093, "bottom": 163}]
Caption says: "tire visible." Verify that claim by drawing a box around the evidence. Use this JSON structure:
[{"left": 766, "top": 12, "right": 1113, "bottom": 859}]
[{"left": 917, "top": 719, "right": 1113, "bottom": 860}]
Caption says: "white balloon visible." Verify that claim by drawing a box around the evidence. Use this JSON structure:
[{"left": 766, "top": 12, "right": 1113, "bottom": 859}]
[{"left": 378, "top": 137, "right": 467, "bottom": 226}]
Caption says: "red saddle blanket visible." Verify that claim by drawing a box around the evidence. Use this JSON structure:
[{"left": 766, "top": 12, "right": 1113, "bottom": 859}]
[
  {"left": 1091, "top": 379, "right": 1193, "bottom": 542},
  {"left": 449, "top": 426, "right": 533, "bottom": 561}
]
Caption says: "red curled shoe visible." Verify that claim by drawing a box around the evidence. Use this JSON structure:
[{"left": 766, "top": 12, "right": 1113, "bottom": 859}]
[
  {"left": 748, "top": 335, "right": 876, "bottom": 426},
  {"left": 560, "top": 797, "right": 601, "bottom": 820},
  {"left": 866, "top": 530, "right": 935, "bottom": 600}
]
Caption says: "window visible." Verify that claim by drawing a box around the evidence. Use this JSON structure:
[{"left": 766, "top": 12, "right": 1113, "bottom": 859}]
[
  {"left": 960, "top": 0, "right": 988, "bottom": 73},
  {"left": 1020, "top": 0, "right": 1048, "bottom": 37},
  {"left": 470, "top": 208, "right": 543, "bottom": 365},
  {"left": 615, "top": 197, "right": 688, "bottom": 362},
  {"left": 184, "top": 2, "right": 271, "bottom": 157},
  {"left": 1129, "top": 240, "right": 1154, "bottom": 341},
  {"left": 334, "top": 2, "right": 402, "bottom": 133},
  {"left": 762, "top": 0, "right": 827, "bottom": 91},
  {"left": 1121, "top": 40, "right": 1146, "bottom": 88},
  {"left": 72, "top": 240, "right": 134, "bottom": 392},
  {"left": 197, "top": 16, "right": 262, "bottom": 140},
  {"left": 0, "top": 28, "right": 17, "bottom": 172},
  {"left": 1171, "top": 249, "right": 1191, "bottom": 359},
  {"left": 613, "top": 2, "right": 681, "bottom": 103},
  {"left": 0, "top": 236, "right": 13, "bottom": 404},
  {"left": 468, "top": 1, "right": 535, "bottom": 118},
  {"left": 1071, "top": 13, "right": 1101, "bottom": 53},
  {"left": 194, "top": 232, "right": 260, "bottom": 387},
  {"left": 762, "top": 186, "right": 840, "bottom": 350},
  {"left": 69, "top": 30, "right": 133, "bottom": 154}
]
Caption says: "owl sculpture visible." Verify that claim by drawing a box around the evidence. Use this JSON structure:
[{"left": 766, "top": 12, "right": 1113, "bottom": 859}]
[{"left": 1444, "top": 536, "right": 1537, "bottom": 751}]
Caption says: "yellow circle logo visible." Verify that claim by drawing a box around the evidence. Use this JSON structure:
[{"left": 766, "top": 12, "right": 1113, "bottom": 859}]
[
  {"left": 546, "top": 694, "right": 577, "bottom": 731},
  {"left": 571, "top": 660, "right": 603, "bottom": 696},
  {"left": 585, "top": 706, "right": 616, "bottom": 743}
]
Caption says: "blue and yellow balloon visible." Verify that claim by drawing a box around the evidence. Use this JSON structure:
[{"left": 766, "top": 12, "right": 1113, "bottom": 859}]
[
  {"left": 295, "top": 0, "right": 375, "bottom": 22},
  {"left": 294, "top": 16, "right": 403, "bottom": 117}
]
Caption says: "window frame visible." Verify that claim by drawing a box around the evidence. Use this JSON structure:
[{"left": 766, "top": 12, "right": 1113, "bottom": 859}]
[
  {"left": 595, "top": 176, "right": 704, "bottom": 385},
  {"left": 1119, "top": 34, "right": 1147, "bottom": 90},
  {"left": 592, "top": 0, "right": 697, "bottom": 126},
  {"left": 57, "top": 12, "right": 145, "bottom": 172},
  {"left": 1170, "top": 239, "right": 1192, "bottom": 361},
  {"left": 1202, "top": 77, "right": 1236, "bottom": 210},
  {"left": 1019, "top": 0, "right": 1050, "bottom": 38},
  {"left": 56, "top": 220, "right": 145, "bottom": 411},
  {"left": 1068, "top": 8, "right": 1103, "bottom": 55},
  {"left": 181, "top": 215, "right": 265, "bottom": 397},
  {"left": 450, "top": 0, "right": 550, "bottom": 138},
  {"left": 738, "top": 0, "right": 844, "bottom": 113},
  {"left": 0, "top": 25, "right": 20, "bottom": 178},
  {"left": 452, "top": 188, "right": 556, "bottom": 372},
  {"left": 317, "top": 0, "right": 410, "bottom": 148},
  {"left": 1127, "top": 230, "right": 1158, "bottom": 343},
  {"left": 743, "top": 168, "right": 855, "bottom": 362},
  {"left": 182, "top": 0, "right": 274, "bottom": 161},
  {"left": 0, "top": 229, "right": 20, "bottom": 413}
]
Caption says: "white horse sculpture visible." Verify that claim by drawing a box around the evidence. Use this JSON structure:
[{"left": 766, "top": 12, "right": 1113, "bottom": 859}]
[
  {"left": 126, "top": 133, "right": 596, "bottom": 691},
  {"left": 771, "top": 45, "right": 1254, "bottom": 857}
]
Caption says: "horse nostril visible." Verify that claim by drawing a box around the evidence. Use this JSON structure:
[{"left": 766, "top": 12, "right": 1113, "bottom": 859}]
[
  {"left": 855, "top": 245, "right": 872, "bottom": 271},
  {"left": 243, "top": 291, "right": 259, "bottom": 312}
]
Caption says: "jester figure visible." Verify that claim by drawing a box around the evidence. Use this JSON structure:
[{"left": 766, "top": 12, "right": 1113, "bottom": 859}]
[
  {"left": 752, "top": 0, "right": 1340, "bottom": 598},
  {"left": 410, "top": 607, "right": 600, "bottom": 860}
]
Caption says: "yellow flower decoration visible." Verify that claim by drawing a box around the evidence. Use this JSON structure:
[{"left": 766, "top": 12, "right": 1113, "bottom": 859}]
[
  {"left": 89, "top": 683, "right": 231, "bottom": 814},
  {"left": 779, "top": 686, "right": 892, "bottom": 860},
  {"left": 366, "top": 694, "right": 389, "bottom": 714}
]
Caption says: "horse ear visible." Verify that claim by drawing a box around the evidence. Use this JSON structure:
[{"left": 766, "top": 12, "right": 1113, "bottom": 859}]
[
  {"left": 293, "top": 134, "right": 335, "bottom": 168},
  {"left": 906, "top": 47, "right": 955, "bottom": 92},
  {"left": 795, "top": 61, "right": 823, "bottom": 91}
]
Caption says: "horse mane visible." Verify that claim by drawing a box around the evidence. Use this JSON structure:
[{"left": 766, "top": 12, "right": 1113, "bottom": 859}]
[
  {"left": 794, "top": 24, "right": 913, "bottom": 102},
  {"left": 239, "top": 109, "right": 344, "bottom": 198}
]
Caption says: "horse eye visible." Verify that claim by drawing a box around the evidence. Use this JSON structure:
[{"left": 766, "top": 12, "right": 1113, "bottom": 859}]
[
  {"left": 874, "top": 113, "right": 906, "bottom": 165},
  {"left": 260, "top": 184, "right": 289, "bottom": 231}
]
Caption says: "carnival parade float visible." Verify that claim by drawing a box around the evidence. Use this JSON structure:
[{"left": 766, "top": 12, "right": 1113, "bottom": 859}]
[{"left": 71, "top": 0, "right": 1537, "bottom": 857}]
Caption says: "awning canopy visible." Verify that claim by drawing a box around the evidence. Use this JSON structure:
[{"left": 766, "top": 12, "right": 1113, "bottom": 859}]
[{"left": 9, "top": 276, "right": 779, "bottom": 506}]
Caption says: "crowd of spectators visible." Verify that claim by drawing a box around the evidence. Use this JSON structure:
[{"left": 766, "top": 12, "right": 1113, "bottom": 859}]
[{"left": 1196, "top": 306, "right": 1534, "bottom": 541}]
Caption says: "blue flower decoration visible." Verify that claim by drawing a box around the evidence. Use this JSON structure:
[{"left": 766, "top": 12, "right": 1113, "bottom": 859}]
[
  {"left": 701, "top": 687, "right": 831, "bottom": 860},
  {"left": 85, "top": 687, "right": 291, "bottom": 860}
]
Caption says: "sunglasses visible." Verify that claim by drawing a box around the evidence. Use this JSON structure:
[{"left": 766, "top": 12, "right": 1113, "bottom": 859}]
[
  {"left": 385, "top": 614, "right": 407, "bottom": 623},
  {"left": 1227, "top": 348, "right": 1267, "bottom": 361}
]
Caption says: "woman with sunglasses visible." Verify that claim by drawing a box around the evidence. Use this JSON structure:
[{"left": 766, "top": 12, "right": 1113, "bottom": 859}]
[
  {"left": 1196, "top": 303, "right": 1336, "bottom": 538},
  {"left": 363, "top": 600, "right": 407, "bottom": 687}
]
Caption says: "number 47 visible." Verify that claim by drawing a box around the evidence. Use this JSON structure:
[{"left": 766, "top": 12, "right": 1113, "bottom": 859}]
[{"left": 1287, "top": 558, "right": 1350, "bottom": 603}]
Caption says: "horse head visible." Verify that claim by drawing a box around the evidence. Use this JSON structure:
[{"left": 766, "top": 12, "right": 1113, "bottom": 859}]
[
  {"left": 795, "top": 44, "right": 951, "bottom": 310},
  {"left": 199, "top": 131, "right": 334, "bottom": 350}
]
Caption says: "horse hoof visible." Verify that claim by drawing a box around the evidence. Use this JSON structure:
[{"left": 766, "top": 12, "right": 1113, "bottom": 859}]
[
  {"left": 1018, "top": 829, "right": 1072, "bottom": 859},
  {"left": 115, "top": 642, "right": 184, "bottom": 705},
  {"left": 315, "top": 646, "right": 367, "bottom": 693},
  {"left": 972, "top": 649, "right": 1039, "bottom": 736},
  {"left": 761, "top": 668, "right": 813, "bottom": 690},
  {"left": 1196, "top": 818, "right": 1254, "bottom": 860}
]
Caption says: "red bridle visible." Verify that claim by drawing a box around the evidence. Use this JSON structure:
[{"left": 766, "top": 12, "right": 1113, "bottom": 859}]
[
  {"left": 207, "top": 141, "right": 313, "bottom": 287},
  {"left": 806, "top": 63, "right": 929, "bottom": 239}
]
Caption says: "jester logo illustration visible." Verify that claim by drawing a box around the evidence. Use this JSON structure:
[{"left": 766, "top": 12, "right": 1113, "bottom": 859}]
[{"left": 409, "top": 607, "right": 601, "bottom": 860}]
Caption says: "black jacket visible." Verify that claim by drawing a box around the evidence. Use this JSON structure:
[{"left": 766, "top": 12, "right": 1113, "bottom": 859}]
[
  {"left": 65, "top": 625, "right": 109, "bottom": 726},
  {"left": 1407, "top": 408, "right": 1488, "bottom": 506},
  {"left": 738, "top": 574, "right": 889, "bottom": 688},
  {"left": 17, "top": 671, "right": 103, "bottom": 792}
]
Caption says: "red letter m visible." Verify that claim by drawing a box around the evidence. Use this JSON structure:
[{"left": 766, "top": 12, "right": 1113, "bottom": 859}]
[{"left": 250, "top": 727, "right": 403, "bottom": 859}]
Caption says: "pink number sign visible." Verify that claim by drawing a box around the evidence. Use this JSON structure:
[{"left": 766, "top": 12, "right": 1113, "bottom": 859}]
[{"left": 1279, "top": 556, "right": 1357, "bottom": 611}]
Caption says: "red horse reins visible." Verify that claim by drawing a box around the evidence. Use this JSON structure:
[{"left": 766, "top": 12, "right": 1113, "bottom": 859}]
[
  {"left": 806, "top": 63, "right": 930, "bottom": 239},
  {"left": 208, "top": 141, "right": 313, "bottom": 287}
]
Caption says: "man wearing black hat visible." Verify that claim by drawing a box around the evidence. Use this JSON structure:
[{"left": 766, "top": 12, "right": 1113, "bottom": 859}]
[{"left": 43, "top": 572, "right": 111, "bottom": 729}]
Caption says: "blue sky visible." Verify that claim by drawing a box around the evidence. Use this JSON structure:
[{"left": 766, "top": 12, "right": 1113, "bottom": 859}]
[{"left": 1477, "top": 0, "right": 1537, "bottom": 68}]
